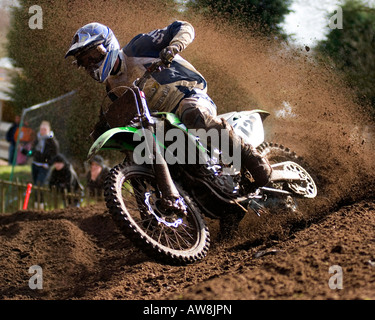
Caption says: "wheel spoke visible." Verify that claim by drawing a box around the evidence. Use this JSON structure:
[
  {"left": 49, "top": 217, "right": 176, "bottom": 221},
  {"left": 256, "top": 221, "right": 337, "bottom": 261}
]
[{"left": 172, "top": 227, "right": 193, "bottom": 248}]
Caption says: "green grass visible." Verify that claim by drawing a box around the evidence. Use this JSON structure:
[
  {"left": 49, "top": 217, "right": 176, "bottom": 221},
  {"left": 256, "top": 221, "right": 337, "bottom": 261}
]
[{"left": 0, "top": 165, "right": 32, "bottom": 182}]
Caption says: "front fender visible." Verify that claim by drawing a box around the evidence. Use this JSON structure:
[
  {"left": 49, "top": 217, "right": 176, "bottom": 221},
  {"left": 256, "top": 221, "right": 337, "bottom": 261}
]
[{"left": 87, "top": 127, "right": 141, "bottom": 159}]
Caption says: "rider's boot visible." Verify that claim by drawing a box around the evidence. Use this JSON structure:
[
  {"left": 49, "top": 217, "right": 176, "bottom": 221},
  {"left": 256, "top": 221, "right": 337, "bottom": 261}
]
[{"left": 207, "top": 117, "right": 272, "bottom": 188}]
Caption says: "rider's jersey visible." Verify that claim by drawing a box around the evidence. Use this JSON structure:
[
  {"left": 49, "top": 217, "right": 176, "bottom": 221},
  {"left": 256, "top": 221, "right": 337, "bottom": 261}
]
[{"left": 105, "top": 21, "right": 207, "bottom": 113}]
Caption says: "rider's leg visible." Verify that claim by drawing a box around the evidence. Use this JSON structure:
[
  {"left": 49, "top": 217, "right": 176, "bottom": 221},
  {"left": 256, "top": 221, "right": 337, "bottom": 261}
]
[{"left": 176, "top": 96, "right": 272, "bottom": 188}]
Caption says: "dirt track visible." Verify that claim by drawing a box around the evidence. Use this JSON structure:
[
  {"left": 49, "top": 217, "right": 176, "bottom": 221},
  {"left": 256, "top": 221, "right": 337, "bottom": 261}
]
[{"left": 0, "top": 198, "right": 374, "bottom": 300}]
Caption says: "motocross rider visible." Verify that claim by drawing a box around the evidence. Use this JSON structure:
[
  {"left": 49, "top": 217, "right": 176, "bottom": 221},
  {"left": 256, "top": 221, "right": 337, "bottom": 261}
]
[{"left": 65, "top": 21, "right": 272, "bottom": 193}]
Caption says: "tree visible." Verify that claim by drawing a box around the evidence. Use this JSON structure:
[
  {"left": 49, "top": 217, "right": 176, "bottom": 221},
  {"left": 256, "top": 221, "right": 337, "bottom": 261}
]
[
  {"left": 315, "top": 0, "right": 375, "bottom": 112},
  {"left": 188, "top": 0, "right": 292, "bottom": 36}
]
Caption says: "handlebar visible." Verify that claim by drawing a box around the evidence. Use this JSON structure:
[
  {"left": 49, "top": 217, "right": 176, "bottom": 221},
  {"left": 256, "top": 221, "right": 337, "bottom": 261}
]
[
  {"left": 147, "top": 59, "right": 166, "bottom": 73},
  {"left": 135, "top": 59, "right": 167, "bottom": 90}
]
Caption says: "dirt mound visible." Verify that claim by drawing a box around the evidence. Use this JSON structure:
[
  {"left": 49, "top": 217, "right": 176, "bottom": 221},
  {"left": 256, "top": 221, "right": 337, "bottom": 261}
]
[
  {"left": 0, "top": 205, "right": 145, "bottom": 299},
  {"left": 1, "top": 201, "right": 374, "bottom": 300}
]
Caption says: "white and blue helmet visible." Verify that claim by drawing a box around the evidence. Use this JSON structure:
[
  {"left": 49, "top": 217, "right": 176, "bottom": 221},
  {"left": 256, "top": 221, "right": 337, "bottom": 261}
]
[{"left": 65, "top": 22, "right": 120, "bottom": 83}]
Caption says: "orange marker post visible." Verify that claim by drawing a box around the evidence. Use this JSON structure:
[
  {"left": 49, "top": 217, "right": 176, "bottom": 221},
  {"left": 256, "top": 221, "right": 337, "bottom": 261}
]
[{"left": 23, "top": 183, "right": 33, "bottom": 210}]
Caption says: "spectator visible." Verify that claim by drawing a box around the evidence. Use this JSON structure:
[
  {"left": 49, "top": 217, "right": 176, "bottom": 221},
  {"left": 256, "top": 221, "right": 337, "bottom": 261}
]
[
  {"left": 23, "top": 120, "right": 59, "bottom": 209},
  {"left": 86, "top": 155, "right": 110, "bottom": 197},
  {"left": 14, "top": 121, "right": 35, "bottom": 165},
  {"left": 5, "top": 115, "right": 20, "bottom": 165},
  {"left": 29, "top": 121, "right": 59, "bottom": 187},
  {"left": 47, "top": 154, "right": 84, "bottom": 207}
]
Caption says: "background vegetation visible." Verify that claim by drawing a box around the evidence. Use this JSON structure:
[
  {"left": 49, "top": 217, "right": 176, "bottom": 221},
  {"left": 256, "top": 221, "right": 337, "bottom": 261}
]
[
  {"left": 0, "top": 164, "right": 30, "bottom": 181},
  {"left": 315, "top": 0, "right": 375, "bottom": 116}
]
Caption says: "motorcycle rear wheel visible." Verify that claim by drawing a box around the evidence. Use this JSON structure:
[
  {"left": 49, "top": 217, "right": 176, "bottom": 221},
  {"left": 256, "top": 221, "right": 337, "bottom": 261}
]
[
  {"left": 251, "top": 141, "right": 318, "bottom": 216},
  {"left": 104, "top": 164, "right": 210, "bottom": 265},
  {"left": 257, "top": 141, "right": 317, "bottom": 198}
]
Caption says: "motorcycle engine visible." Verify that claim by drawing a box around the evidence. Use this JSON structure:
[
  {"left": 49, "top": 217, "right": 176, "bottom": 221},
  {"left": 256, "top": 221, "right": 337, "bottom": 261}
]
[{"left": 194, "top": 164, "right": 241, "bottom": 198}]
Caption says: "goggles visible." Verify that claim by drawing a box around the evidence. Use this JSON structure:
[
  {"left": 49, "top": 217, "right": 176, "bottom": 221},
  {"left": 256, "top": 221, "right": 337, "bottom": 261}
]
[{"left": 74, "top": 44, "right": 106, "bottom": 69}]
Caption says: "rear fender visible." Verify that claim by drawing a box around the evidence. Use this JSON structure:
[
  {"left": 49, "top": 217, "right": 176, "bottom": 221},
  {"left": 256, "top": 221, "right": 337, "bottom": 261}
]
[{"left": 218, "top": 109, "right": 270, "bottom": 148}]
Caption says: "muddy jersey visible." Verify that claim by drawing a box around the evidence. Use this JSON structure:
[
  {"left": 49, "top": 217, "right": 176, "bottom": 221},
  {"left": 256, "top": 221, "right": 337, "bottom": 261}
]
[{"left": 105, "top": 21, "right": 207, "bottom": 113}]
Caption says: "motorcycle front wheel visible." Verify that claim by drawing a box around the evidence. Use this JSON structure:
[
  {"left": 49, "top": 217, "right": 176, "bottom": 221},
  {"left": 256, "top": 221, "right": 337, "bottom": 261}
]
[{"left": 104, "top": 164, "right": 210, "bottom": 265}]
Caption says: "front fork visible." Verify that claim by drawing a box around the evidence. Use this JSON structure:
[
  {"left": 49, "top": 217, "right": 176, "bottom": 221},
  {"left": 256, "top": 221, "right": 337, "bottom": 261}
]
[
  {"left": 133, "top": 85, "right": 187, "bottom": 215},
  {"left": 143, "top": 123, "right": 187, "bottom": 215}
]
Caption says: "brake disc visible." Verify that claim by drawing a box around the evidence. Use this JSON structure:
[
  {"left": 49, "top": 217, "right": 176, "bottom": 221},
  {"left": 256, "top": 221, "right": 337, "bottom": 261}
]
[{"left": 144, "top": 192, "right": 183, "bottom": 228}]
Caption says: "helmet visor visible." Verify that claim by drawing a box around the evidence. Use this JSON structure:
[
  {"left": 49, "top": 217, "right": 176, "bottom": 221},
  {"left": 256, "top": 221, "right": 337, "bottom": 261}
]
[{"left": 75, "top": 45, "right": 105, "bottom": 69}]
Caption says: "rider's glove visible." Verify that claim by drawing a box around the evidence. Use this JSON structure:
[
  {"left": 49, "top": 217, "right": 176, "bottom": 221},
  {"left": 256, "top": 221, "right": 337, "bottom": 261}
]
[{"left": 159, "top": 45, "right": 179, "bottom": 67}]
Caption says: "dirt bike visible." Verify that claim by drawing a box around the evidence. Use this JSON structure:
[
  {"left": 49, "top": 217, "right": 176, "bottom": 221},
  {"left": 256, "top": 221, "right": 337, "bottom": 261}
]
[{"left": 88, "top": 59, "right": 318, "bottom": 265}]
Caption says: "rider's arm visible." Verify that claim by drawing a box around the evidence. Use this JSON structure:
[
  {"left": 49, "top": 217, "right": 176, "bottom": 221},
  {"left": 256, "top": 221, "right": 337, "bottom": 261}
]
[
  {"left": 124, "top": 21, "right": 195, "bottom": 58},
  {"left": 166, "top": 20, "right": 195, "bottom": 53}
]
